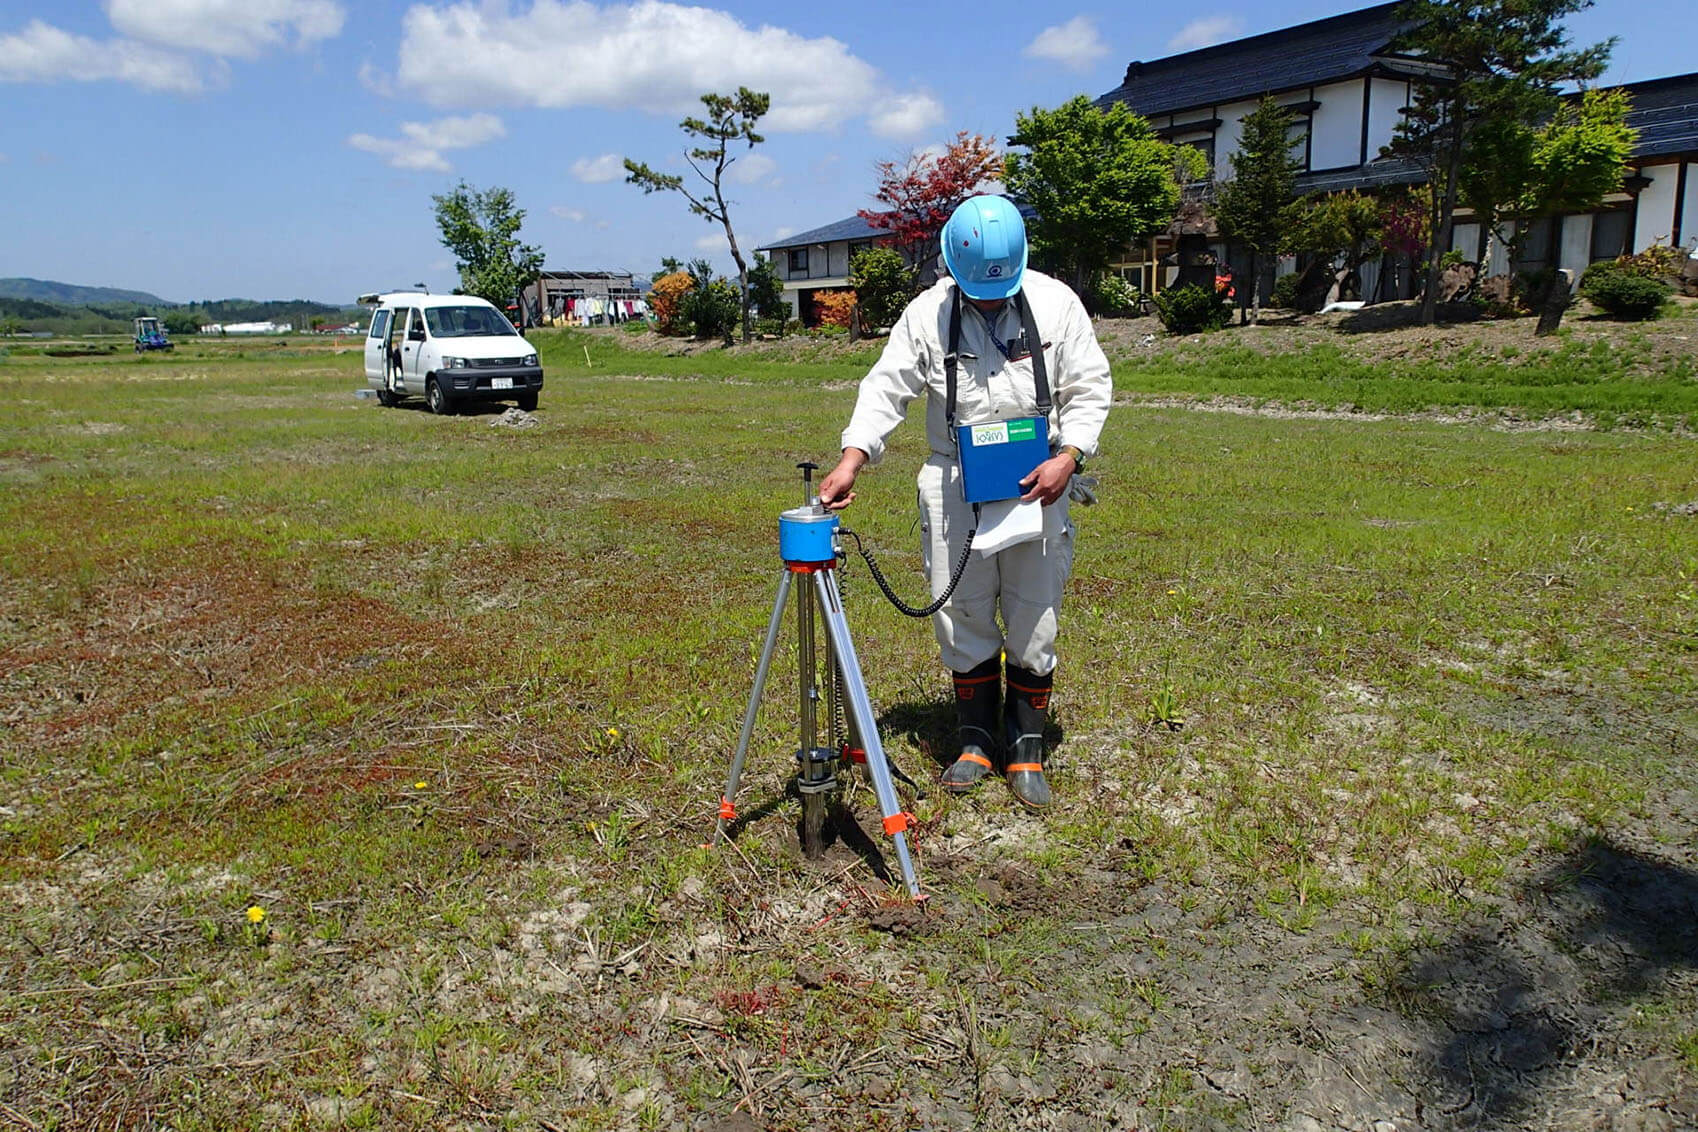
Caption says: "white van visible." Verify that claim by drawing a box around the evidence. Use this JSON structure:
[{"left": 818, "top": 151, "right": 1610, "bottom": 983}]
[{"left": 361, "top": 292, "right": 543, "bottom": 414}]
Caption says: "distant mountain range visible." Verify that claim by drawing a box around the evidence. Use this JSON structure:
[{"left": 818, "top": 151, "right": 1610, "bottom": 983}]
[
  {"left": 0, "top": 278, "right": 360, "bottom": 335},
  {"left": 0, "top": 277, "right": 171, "bottom": 306}
]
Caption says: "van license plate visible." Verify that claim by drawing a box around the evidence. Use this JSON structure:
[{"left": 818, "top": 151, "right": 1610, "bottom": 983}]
[{"left": 491, "top": 377, "right": 513, "bottom": 390}]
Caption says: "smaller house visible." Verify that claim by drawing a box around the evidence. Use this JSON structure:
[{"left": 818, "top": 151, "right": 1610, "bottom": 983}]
[
  {"left": 522, "top": 270, "right": 644, "bottom": 327},
  {"left": 756, "top": 216, "right": 884, "bottom": 324}
]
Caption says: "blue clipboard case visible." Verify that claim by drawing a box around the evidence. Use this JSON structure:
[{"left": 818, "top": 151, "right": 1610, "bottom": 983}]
[{"left": 955, "top": 416, "right": 1050, "bottom": 504}]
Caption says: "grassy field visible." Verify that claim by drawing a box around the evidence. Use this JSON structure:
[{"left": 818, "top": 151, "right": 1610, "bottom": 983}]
[{"left": 1, "top": 328, "right": 1695, "bottom": 1131}]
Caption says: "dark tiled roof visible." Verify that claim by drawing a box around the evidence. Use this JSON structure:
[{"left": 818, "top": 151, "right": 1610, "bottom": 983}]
[
  {"left": 1620, "top": 72, "right": 1698, "bottom": 159},
  {"left": 1296, "top": 156, "right": 1427, "bottom": 195},
  {"left": 1096, "top": 2, "right": 1414, "bottom": 119},
  {"left": 756, "top": 215, "right": 883, "bottom": 252}
]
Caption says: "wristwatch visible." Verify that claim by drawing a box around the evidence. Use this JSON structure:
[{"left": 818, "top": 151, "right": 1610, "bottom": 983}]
[{"left": 1058, "top": 444, "right": 1085, "bottom": 472}]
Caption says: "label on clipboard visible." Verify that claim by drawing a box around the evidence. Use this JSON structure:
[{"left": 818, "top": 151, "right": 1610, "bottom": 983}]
[{"left": 968, "top": 419, "right": 1039, "bottom": 447}]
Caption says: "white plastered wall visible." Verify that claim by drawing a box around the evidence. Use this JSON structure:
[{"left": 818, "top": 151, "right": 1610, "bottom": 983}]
[
  {"left": 1366, "top": 78, "right": 1410, "bottom": 159},
  {"left": 1309, "top": 80, "right": 1364, "bottom": 168},
  {"left": 1558, "top": 214, "right": 1593, "bottom": 289},
  {"left": 1633, "top": 164, "right": 1679, "bottom": 253},
  {"left": 1216, "top": 98, "right": 1260, "bottom": 167}
]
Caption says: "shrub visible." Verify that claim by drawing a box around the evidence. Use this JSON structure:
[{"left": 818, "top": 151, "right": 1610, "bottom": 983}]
[
  {"left": 1580, "top": 263, "right": 1670, "bottom": 320},
  {"left": 683, "top": 278, "right": 742, "bottom": 342},
  {"left": 812, "top": 289, "right": 858, "bottom": 329},
  {"left": 649, "top": 272, "right": 693, "bottom": 336},
  {"left": 1153, "top": 283, "right": 1233, "bottom": 334},
  {"left": 1270, "top": 273, "right": 1302, "bottom": 310},
  {"left": 848, "top": 248, "right": 915, "bottom": 330},
  {"left": 1091, "top": 272, "right": 1140, "bottom": 316}
]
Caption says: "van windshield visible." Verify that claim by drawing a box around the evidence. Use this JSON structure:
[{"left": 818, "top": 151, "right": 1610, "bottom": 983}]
[{"left": 423, "top": 305, "right": 520, "bottom": 338}]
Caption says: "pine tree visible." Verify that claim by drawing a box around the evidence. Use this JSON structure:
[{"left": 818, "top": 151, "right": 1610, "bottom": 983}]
[
  {"left": 1212, "top": 97, "right": 1303, "bottom": 324},
  {"left": 625, "top": 88, "right": 770, "bottom": 345},
  {"left": 1384, "top": 0, "right": 1612, "bottom": 324}
]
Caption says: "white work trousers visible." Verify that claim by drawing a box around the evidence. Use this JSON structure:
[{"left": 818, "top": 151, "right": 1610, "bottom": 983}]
[{"left": 916, "top": 457, "right": 1075, "bottom": 676}]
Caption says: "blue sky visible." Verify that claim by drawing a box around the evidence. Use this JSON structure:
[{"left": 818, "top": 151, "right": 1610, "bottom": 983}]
[{"left": 1, "top": 1, "right": 1688, "bottom": 305}]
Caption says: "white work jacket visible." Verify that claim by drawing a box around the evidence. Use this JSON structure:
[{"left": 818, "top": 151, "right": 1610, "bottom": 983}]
[{"left": 840, "top": 270, "right": 1112, "bottom": 467}]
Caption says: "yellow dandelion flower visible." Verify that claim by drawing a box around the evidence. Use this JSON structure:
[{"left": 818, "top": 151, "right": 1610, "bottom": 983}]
[
  {"left": 1167, "top": 589, "right": 1178, "bottom": 595},
  {"left": 246, "top": 905, "right": 266, "bottom": 924},
  {"left": 414, "top": 780, "right": 429, "bottom": 790},
  {"left": 606, "top": 727, "right": 619, "bottom": 739}
]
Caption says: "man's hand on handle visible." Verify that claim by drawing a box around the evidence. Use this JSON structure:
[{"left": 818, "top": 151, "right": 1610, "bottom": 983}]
[
  {"left": 819, "top": 448, "right": 868, "bottom": 511},
  {"left": 1019, "top": 452, "right": 1078, "bottom": 506}
]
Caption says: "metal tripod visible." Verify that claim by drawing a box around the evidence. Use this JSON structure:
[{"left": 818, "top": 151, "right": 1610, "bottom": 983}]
[{"left": 714, "top": 464, "right": 924, "bottom": 902}]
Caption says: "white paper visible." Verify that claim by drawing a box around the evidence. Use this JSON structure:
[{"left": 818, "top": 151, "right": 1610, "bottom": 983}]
[{"left": 973, "top": 497, "right": 1044, "bottom": 555}]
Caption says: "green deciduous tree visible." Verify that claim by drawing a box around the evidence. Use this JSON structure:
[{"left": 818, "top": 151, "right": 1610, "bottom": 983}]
[
  {"left": 625, "top": 88, "right": 770, "bottom": 344},
  {"left": 162, "top": 309, "right": 202, "bottom": 336},
  {"left": 745, "top": 256, "right": 788, "bottom": 334},
  {"left": 431, "top": 182, "right": 544, "bottom": 312},
  {"left": 848, "top": 247, "right": 916, "bottom": 331},
  {"left": 1517, "top": 87, "right": 1638, "bottom": 332},
  {"left": 1282, "top": 190, "right": 1386, "bottom": 311},
  {"left": 681, "top": 258, "right": 740, "bottom": 344},
  {"left": 1212, "top": 97, "right": 1303, "bottom": 324},
  {"left": 1003, "top": 96, "right": 1197, "bottom": 295},
  {"left": 1384, "top": 0, "right": 1612, "bottom": 324}
]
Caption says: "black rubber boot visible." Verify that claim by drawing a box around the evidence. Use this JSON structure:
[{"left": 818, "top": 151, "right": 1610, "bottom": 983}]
[
  {"left": 940, "top": 658, "right": 1000, "bottom": 793},
  {"left": 1004, "top": 662, "right": 1053, "bottom": 809}
]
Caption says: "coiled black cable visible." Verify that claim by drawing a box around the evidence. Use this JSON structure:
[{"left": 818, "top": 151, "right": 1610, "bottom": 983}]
[{"left": 838, "top": 525, "right": 977, "bottom": 618}]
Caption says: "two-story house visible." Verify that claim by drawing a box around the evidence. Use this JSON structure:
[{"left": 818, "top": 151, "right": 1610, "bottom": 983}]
[
  {"left": 1094, "top": 2, "right": 1698, "bottom": 302},
  {"left": 755, "top": 216, "right": 884, "bottom": 324}
]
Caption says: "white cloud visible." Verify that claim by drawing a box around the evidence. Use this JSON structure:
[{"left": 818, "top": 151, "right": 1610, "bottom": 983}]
[
  {"left": 727, "top": 153, "right": 777, "bottom": 186},
  {"left": 772, "top": 226, "right": 795, "bottom": 240},
  {"left": 550, "top": 205, "right": 586, "bottom": 221},
  {"left": 393, "top": 0, "right": 925, "bottom": 134},
  {"left": 106, "top": 0, "right": 345, "bottom": 58},
  {"left": 0, "top": 20, "right": 205, "bottom": 92},
  {"left": 1025, "top": 16, "right": 1108, "bottom": 71},
  {"left": 1168, "top": 15, "right": 1244, "bottom": 52},
  {"left": 358, "top": 61, "right": 394, "bottom": 96},
  {"left": 347, "top": 113, "right": 505, "bottom": 172},
  {"left": 571, "top": 153, "right": 626, "bottom": 183},
  {"left": 694, "top": 232, "right": 728, "bottom": 251},
  {"left": 869, "top": 92, "right": 945, "bottom": 140}
]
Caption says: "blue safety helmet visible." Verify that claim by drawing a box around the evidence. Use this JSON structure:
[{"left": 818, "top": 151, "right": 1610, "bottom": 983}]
[{"left": 940, "top": 195, "right": 1027, "bottom": 301}]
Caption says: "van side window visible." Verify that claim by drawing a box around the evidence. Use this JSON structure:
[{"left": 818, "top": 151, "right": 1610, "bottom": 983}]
[
  {"left": 406, "top": 310, "right": 426, "bottom": 340},
  {"left": 368, "top": 309, "right": 390, "bottom": 340}
]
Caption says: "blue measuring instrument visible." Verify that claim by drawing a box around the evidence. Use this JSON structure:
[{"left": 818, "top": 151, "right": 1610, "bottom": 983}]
[{"left": 955, "top": 415, "right": 1049, "bottom": 503}]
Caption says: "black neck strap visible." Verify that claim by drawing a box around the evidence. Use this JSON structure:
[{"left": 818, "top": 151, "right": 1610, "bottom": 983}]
[{"left": 944, "top": 285, "right": 1051, "bottom": 429}]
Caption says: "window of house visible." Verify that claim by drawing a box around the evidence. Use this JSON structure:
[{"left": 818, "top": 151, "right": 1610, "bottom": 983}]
[
  {"left": 1590, "top": 210, "right": 1631, "bottom": 262},
  {"left": 1285, "top": 119, "right": 1312, "bottom": 170},
  {"left": 1181, "top": 138, "right": 1215, "bottom": 179},
  {"left": 788, "top": 248, "right": 809, "bottom": 274},
  {"left": 1518, "top": 217, "right": 1555, "bottom": 272}
]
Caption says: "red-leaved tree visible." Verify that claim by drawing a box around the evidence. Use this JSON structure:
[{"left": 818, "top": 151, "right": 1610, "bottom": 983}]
[{"left": 859, "top": 132, "right": 1004, "bottom": 268}]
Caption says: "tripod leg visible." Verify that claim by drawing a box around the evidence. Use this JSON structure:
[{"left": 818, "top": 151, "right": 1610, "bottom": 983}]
[
  {"left": 810, "top": 570, "right": 924, "bottom": 901},
  {"left": 716, "top": 569, "right": 792, "bottom": 843}
]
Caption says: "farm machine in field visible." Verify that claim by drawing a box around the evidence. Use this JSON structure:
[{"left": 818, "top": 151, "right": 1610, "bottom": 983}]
[{"left": 133, "top": 317, "right": 173, "bottom": 352}]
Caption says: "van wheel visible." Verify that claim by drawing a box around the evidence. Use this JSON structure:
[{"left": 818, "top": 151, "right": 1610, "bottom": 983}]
[
  {"left": 426, "top": 377, "right": 453, "bottom": 415},
  {"left": 516, "top": 392, "right": 538, "bottom": 412}
]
